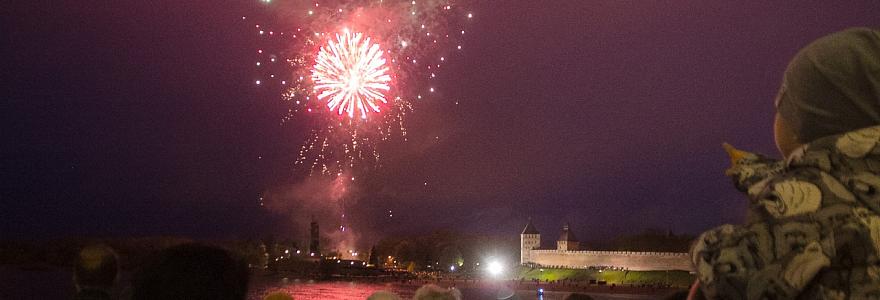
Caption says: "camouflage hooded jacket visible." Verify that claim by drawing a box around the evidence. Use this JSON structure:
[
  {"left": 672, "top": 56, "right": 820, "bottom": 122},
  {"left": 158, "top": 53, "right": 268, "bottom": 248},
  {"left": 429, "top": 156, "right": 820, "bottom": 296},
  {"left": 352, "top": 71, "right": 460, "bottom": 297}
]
[{"left": 692, "top": 126, "right": 880, "bottom": 299}]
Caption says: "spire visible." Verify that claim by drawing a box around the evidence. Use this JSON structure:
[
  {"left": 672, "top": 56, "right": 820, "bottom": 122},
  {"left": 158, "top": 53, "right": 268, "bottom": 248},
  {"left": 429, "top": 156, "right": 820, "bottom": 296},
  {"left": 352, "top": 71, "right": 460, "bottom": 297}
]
[{"left": 522, "top": 218, "right": 539, "bottom": 234}]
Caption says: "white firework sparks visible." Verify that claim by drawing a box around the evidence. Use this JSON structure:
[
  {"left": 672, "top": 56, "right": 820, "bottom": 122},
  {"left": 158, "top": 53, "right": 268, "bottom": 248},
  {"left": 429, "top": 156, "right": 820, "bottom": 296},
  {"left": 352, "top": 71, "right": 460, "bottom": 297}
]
[{"left": 312, "top": 31, "right": 392, "bottom": 119}]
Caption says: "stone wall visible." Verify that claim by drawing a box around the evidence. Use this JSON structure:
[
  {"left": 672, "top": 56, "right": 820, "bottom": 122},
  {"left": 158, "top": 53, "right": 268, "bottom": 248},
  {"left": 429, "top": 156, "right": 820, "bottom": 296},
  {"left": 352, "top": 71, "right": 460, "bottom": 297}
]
[{"left": 528, "top": 250, "right": 693, "bottom": 271}]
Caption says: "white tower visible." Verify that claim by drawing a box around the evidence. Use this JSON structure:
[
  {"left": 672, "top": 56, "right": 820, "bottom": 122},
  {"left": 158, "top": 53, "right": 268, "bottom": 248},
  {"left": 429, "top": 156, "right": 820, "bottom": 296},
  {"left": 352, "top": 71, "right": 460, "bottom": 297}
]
[{"left": 520, "top": 219, "right": 540, "bottom": 264}]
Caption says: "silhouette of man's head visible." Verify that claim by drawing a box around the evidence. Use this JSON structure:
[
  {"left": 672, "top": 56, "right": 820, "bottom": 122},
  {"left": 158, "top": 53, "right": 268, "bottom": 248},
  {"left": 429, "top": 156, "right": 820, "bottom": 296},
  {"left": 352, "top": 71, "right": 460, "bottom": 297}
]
[
  {"left": 367, "top": 290, "right": 401, "bottom": 300},
  {"left": 132, "top": 243, "right": 249, "bottom": 300},
  {"left": 74, "top": 244, "right": 119, "bottom": 291},
  {"left": 413, "top": 284, "right": 461, "bottom": 300},
  {"left": 264, "top": 291, "right": 294, "bottom": 300}
]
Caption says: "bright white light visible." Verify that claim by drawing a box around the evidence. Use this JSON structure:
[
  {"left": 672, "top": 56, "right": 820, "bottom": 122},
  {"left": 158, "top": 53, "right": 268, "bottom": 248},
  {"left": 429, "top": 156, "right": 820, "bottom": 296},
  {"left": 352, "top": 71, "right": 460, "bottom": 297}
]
[{"left": 487, "top": 260, "right": 504, "bottom": 276}]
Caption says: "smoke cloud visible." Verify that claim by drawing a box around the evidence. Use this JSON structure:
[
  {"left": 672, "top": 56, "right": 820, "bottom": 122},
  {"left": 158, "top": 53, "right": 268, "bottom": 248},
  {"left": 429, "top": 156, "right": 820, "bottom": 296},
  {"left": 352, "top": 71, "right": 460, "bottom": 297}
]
[{"left": 262, "top": 174, "right": 364, "bottom": 259}]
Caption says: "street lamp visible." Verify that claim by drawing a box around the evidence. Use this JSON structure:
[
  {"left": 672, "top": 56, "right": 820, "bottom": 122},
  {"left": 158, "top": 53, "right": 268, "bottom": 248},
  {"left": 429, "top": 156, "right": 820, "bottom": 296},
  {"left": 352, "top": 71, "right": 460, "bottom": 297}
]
[{"left": 487, "top": 260, "right": 504, "bottom": 277}]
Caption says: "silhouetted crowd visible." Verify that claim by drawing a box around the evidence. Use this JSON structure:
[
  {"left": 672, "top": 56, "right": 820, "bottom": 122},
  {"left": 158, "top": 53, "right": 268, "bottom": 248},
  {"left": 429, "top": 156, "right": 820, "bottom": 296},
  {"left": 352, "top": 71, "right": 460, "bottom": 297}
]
[
  {"left": 71, "top": 243, "right": 468, "bottom": 300},
  {"left": 73, "top": 243, "right": 249, "bottom": 300}
]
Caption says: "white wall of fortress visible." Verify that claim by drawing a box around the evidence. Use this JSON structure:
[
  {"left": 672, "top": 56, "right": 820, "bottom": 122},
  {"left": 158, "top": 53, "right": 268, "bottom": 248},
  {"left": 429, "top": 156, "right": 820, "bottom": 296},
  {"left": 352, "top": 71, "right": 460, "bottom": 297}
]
[{"left": 527, "top": 250, "right": 693, "bottom": 271}]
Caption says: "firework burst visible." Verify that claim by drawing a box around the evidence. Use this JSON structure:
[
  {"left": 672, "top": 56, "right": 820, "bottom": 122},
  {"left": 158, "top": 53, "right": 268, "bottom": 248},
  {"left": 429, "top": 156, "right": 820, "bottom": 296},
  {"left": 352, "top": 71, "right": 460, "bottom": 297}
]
[
  {"left": 248, "top": 0, "right": 473, "bottom": 176},
  {"left": 312, "top": 31, "right": 391, "bottom": 119}
]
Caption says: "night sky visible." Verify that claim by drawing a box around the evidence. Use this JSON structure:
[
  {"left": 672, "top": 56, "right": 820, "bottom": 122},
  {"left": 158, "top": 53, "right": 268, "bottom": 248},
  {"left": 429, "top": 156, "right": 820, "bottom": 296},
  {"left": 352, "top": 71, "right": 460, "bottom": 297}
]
[{"left": 3, "top": 1, "right": 879, "bottom": 245}]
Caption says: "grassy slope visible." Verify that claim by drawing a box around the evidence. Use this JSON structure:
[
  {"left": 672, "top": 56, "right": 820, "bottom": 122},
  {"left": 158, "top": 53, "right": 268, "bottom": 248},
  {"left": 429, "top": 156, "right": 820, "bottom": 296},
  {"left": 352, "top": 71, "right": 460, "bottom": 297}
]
[{"left": 516, "top": 266, "right": 694, "bottom": 287}]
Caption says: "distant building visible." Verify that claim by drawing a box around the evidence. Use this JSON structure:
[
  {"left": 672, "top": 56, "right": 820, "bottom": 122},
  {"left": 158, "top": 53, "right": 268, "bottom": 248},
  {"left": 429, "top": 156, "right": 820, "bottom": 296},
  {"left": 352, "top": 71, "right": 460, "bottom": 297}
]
[
  {"left": 520, "top": 220, "right": 693, "bottom": 271},
  {"left": 309, "top": 218, "right": 320, "bottom": 256}
]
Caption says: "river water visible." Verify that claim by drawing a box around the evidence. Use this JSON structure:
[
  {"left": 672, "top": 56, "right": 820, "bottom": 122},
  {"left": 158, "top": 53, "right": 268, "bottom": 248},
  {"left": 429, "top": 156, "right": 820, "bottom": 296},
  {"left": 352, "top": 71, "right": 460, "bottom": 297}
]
[
  {"left": 247, "top": 277, "right": 658, "bottom": 300},
  {"left": 0, "top": 268, "right": 658, "bottom": 300}
]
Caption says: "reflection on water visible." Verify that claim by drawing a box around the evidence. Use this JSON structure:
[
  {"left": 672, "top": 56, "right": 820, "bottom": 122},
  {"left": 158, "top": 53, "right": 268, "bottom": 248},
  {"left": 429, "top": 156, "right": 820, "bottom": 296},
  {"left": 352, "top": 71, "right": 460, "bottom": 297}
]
[
  {"left": 248, "top": 280, "right": 418, "bottom": 300},
  {"left": 0, "top": 269, "right": 657, "bottom": 300},
  {"left": 247, "top": 278, "right": 656, "bottom": 300}
]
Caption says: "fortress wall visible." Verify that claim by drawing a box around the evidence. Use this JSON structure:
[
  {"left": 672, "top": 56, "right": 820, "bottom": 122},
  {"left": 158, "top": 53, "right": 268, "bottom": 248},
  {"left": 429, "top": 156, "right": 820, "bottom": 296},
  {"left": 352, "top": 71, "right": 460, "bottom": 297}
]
[{"left": 528, "top": 250, "right": 693, "bottom": 271}]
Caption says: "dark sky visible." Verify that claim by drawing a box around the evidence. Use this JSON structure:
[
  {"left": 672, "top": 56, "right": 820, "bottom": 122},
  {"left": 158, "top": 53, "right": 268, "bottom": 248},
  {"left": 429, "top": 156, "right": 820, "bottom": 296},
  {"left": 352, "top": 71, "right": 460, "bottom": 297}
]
[{"left": 3, "top": 1, "right": 879, "bottom": 244}]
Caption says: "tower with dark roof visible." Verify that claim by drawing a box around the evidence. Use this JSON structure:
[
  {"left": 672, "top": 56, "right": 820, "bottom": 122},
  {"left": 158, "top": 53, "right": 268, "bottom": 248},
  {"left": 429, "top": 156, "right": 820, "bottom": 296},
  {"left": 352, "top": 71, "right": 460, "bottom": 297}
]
[
  {"left": 520, "top": 219, "right": 541, "bottom": 264},
  {"left": 557, "top": 224, "right": 579, "bottom": 251}
]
